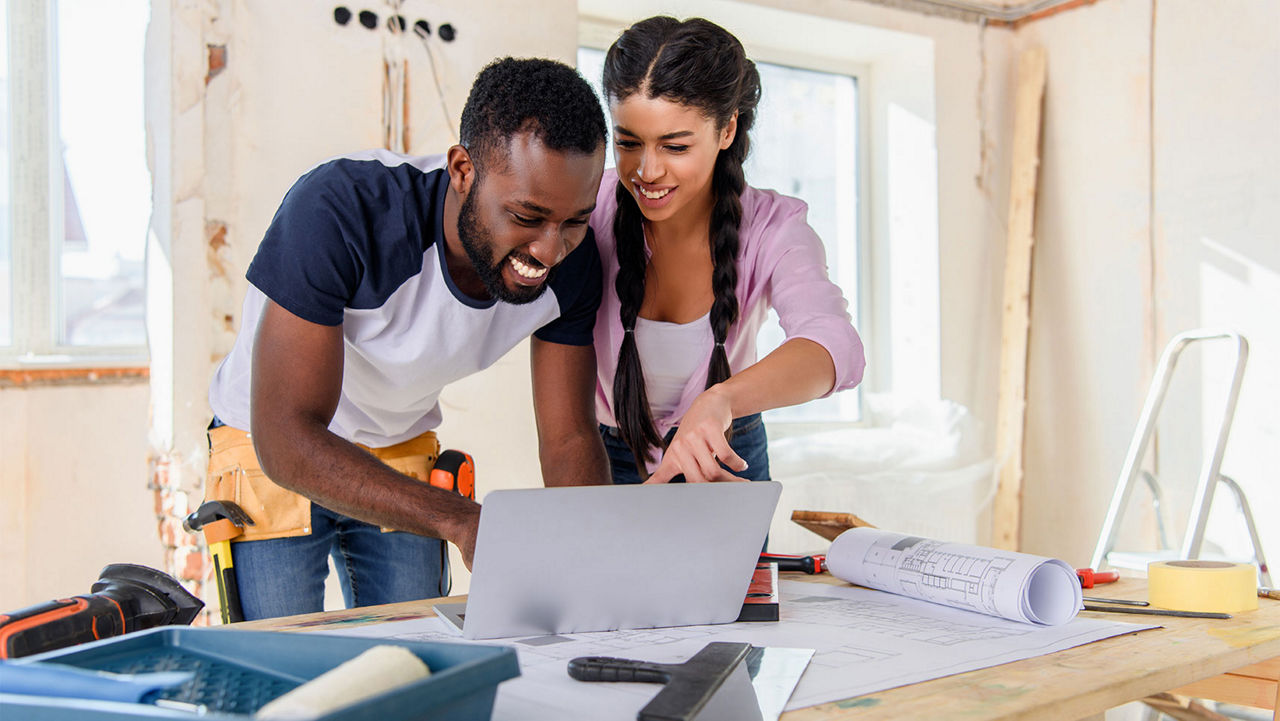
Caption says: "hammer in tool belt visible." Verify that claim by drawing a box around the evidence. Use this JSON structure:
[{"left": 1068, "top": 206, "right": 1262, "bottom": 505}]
[{"left": 183, "top": 501, "right": 254, "bottom": 624}]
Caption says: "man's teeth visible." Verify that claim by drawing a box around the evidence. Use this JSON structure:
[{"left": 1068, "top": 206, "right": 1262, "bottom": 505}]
[
  {"left": 510, "top": 256, "right": 547, "bottom": 279},
  {"left": 638, "top": 185, "right": 671, "bottom": 200}
]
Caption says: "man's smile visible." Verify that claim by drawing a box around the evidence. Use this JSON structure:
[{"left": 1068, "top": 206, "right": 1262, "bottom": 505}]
[{"left": 508, "top": 254, "right": 549, "bottom": 284}]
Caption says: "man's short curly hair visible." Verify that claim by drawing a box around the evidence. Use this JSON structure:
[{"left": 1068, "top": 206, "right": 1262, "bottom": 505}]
[{"left": 460, "top": 57, "right": 607, "bottom": 172}]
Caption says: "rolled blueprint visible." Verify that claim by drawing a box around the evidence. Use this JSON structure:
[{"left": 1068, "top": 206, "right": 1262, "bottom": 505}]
[{"left": 826, "top": 528, "right": 1082, "bottom": 625}]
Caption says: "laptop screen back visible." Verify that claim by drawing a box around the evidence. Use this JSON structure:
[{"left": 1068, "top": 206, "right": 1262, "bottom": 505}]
[{"left": 459, "top": 481, "right": 781, "bottom": 639}]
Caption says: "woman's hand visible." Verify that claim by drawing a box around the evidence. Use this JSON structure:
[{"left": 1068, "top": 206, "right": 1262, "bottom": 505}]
[{"left": 645, "top": 387, "right": 748, "bottom": 484}]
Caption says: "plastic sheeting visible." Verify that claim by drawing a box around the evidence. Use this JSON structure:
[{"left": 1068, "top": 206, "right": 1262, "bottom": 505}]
[{"left": 766, "top": 395, "right": 997, "bottom": 551}]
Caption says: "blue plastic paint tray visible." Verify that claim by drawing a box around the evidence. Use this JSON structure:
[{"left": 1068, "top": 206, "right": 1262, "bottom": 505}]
[{"left": 0, "top": 626, "right": 519, "bottom": 720}]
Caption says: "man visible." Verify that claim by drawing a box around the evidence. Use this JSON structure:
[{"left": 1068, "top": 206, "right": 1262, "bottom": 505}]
[{"left": 204, "top": 58, "right": 610, "bottom": 621}]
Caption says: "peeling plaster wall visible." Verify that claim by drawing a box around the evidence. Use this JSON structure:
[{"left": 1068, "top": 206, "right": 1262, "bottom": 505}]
[{"left": 1017, "top": 0, "right": 1279, "bottom": 567}]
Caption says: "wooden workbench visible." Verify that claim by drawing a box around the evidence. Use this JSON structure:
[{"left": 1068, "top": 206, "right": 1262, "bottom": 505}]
[{"left": 240, "top": 576, "right": 1280, "bottom": 720}]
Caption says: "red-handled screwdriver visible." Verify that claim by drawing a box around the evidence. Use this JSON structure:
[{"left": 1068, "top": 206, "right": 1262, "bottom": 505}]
[
  {"left": 759, "top": 553, "right": 827, "bottom": 574},
  {"left": 1076, "top": 567, "right": 1120, "bottom": 588}
]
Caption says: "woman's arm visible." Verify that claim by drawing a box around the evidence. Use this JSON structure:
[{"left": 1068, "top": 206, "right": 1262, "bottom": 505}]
[
  {"left": 646, "top": 194, "right": 863, "bottom": 484},
  {"left": 645, "top": 338, "right": 834, "bottom": 483}
]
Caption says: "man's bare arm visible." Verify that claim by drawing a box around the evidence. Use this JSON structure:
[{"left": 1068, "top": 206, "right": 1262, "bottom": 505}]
[
  {"left": 530, "top": 338, "right": 610, "bottom": 486},
  {"left": 250, "top": 300, "right": 481, "bottom": 565}
]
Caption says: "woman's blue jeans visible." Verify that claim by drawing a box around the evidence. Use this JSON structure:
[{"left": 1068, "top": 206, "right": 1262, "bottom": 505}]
[
  {"left": 229, "top": 503, "right": 449, "bottom": 621},
  {"left": 600, "top": 413, "right": 771, "bottom": 485}
]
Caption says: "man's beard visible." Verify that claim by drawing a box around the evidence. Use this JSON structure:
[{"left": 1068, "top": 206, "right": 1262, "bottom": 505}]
[{"left": 457, "top": 186, "right": 551, "bottom": 305}]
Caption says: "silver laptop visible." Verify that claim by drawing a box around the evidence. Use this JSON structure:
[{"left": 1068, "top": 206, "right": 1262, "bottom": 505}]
[{"left": 436, "top": 481, "right": 781, "bottom": 639}]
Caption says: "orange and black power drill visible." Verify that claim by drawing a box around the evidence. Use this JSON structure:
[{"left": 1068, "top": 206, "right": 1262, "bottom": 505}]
[
  {"left": 429, "top": 449, "right": 475, "bottom": 500},
  {"left": 0, "top": 564, "right": 203, "bottom": 659}
]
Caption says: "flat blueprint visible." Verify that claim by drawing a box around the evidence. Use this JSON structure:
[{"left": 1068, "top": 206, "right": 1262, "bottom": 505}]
[{"left": 320, "top": 581, "right": 1153, "bottom": 719}]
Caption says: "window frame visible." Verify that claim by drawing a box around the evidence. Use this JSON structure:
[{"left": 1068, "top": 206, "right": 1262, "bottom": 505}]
[
  {"left": 578, "top": 18, "right": 876, "bottom": 429},
  {"left": 2, "top": 0, "right": 149, "bottom": 369}
]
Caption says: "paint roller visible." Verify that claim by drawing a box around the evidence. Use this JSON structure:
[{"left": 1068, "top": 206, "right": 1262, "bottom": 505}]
[{"left": 255, "top": 645, "right": 431, "bottom": 720}]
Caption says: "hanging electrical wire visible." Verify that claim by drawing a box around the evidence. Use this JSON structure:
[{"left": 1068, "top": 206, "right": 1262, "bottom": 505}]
[{"left": 413, "top": 18, "right": 458, "bottom": 144}]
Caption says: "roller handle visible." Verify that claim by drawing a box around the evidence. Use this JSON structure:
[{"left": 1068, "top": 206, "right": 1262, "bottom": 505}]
[
  {"left": 0, "top": 663, "right": 192, "bottom": 703},
  {"left": 567, "top": 656, "right": 673, "bottom": 685}
]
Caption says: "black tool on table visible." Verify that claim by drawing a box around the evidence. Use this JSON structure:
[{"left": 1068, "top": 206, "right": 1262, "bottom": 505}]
[
  {"left": 1082, "top": 603, "right": 1231, "bottom": 619},
  {"left": 758, "top": 553, "right": 826, "bottom": 574},
  {"left": 0, "top": 564, "right": 203, "bottom": 659},
  {"left": 568, "top": 640, "right": 813, "bottom": 721},
  {"left": 1082, "top": 596, "right": 1148, "bottom": 606},
  {"left": 570, "top": 642, "right": 751, "bottom": 721}
]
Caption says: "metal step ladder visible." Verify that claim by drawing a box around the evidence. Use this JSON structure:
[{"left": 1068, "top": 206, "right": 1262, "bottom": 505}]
[{"left": 1090, "top": 329, "right": 1271, "bottom": 587}]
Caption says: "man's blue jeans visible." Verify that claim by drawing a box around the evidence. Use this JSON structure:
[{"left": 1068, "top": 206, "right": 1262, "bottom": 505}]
[{"left": 230, "top": 502, "right": 449, "bottom": 621}]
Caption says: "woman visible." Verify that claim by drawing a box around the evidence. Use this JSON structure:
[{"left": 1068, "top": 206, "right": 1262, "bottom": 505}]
[{"left": 592, "top": 16, "right": 866, "bottom": 485}]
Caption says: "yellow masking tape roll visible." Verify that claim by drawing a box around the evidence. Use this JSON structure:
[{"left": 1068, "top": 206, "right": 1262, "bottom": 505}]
[{"left": 1148, "top": 560, "right": 1258, "bottom": 614}]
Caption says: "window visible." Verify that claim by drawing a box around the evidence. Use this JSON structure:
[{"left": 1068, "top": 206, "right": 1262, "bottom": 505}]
[
  {"left": 2, "top": 0, "right": 149, "bottom": 366},
  {"left": 1, "top": 0, "right": 10, "bottom": 346},
  {"left": 578, "top": 46, "right": 864, "bottom": 423}
]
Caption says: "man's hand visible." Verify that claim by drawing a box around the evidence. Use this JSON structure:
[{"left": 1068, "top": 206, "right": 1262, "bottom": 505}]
[{"left": 645, "top": 386, "right": 747, "bottom": 484}]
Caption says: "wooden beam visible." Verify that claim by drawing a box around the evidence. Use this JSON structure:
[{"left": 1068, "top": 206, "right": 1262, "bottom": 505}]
[
  {"left": 992, "top": 46, "right": 1047, "bottom": 551},
  {"left": 1171, "top": 658, "right": 1280, "bottom": 712},
  {"left": 1141, "top": 692, "right": 1232, "bottom": 721},
  {"left": 790, "top": 510, "right": 877, "bottom": 542}
]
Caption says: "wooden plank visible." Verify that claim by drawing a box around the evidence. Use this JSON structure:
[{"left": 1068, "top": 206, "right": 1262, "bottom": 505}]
[
  {"left": 1231, "top": 657, "right": 1280, "bottom": 681},
  {"left": 992, "top": 46, "right": 1048, "bottom": 551},
  {"left": 238, "top": 576, "right": 1280, "bottom": 721},
  {"left": 781, "top": 578, "right": 1280, "bottom": 719},
  {"left": 1141, "top": 693, "right": 1231, "bottom": 721},
  {"left": 1173, "top": 673, "right": 1277, "bottom": 711},
  {"left": 790, "top": 510, "right": 877, "bottom": 541}
]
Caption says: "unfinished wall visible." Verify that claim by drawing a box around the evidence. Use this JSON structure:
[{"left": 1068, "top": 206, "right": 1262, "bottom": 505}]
[
  {"left": 1149, "top": 0, "right": 1279, "bottom": 570},
  {"left": 0, "top": 382, "right": 158, "bottom": 611},
  {"left": 1017, "top": 0, "right": 1279, "bottom": 567}
]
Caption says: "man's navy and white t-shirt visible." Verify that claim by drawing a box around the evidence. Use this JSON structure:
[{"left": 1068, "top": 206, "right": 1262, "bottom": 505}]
[{"left": 208, "top": 149, "right": 602, "bottom": 448}]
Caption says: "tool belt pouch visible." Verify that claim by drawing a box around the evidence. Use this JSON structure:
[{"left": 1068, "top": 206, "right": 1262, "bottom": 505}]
[
  {"left": 204, "top": 425, "right": 442, "bottom": 541},
  {"left": 356, "top": 433, "right": 441, "bottom": 534},
  {"left": 206, "top": 425, "right": 309, "bottom": 541}
]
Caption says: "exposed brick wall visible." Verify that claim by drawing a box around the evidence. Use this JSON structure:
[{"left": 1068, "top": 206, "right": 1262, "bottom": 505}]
[{"left": 149, "top": 453, "right": 215, "bottom": 626}]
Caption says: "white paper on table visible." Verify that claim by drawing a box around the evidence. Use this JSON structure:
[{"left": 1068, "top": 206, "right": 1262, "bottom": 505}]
[
  {"left": 314, "top": 581, "right": 1153, "bottom": 720},
  {"left": 826, "top": 527, "right": 1083, "bottom": 625}
]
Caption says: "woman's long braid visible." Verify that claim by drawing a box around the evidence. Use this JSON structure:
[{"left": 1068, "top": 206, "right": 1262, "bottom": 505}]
[
  {"left": 703, "top": 92, "right": 753, "bottom": 440},
  {"left": 706, "top": 139, "right": 746, "bottom": 392},
  {"left": 604, "top": 16, "right": 761, "bottom": 475},
  {"left": 612, "top": 183, "right": 664, "bottom": 473}
]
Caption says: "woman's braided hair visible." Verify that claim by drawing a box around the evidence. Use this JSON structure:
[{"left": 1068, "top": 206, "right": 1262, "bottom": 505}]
[{"left": 602, "top": 17, "right": 761, "bottom": 474}]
